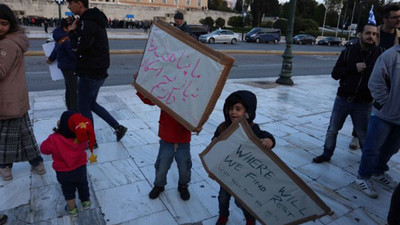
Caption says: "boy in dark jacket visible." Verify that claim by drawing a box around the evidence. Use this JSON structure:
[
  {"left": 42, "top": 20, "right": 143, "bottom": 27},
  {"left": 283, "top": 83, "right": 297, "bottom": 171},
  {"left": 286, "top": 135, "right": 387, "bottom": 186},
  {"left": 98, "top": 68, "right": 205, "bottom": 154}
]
[
  {"left": 47, "top": 19, "right": 78, "bottom": 111},
  {"left": 213, "top": 90, "right": 275, "bottom": 225}
]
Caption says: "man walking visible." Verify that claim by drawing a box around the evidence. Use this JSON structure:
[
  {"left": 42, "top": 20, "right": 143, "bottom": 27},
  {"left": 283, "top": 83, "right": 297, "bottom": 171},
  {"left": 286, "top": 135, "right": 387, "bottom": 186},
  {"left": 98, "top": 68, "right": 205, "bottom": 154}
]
[
  {"left": 356, "top": 32, "right": 400, "bottom": 199},
  {"left": 66, "top": 0, "right": 127, "bottom": 142},
  {"left": 313, "top": 24, "right": 383, "bottom": 164}
]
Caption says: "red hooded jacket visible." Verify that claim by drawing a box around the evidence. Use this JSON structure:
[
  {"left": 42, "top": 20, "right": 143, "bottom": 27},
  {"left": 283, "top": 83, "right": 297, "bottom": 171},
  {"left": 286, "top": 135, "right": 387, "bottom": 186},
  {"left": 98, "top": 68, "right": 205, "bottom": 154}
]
[
  {"left": 40, "top": 133, "right": 88, "bottom": 172},
  {"left": 137, "top": 92, "right": 191, "bottom": 143}
]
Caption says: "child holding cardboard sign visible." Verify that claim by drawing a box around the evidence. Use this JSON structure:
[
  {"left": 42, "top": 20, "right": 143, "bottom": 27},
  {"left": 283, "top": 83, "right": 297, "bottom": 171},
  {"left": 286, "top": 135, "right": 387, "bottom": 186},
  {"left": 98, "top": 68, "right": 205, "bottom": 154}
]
[
  {"left": 136, "top": 92, "right": 192, "bottom": 201},
  {"left": 212, "top": 90, "right": 275, "bottom": 225}
]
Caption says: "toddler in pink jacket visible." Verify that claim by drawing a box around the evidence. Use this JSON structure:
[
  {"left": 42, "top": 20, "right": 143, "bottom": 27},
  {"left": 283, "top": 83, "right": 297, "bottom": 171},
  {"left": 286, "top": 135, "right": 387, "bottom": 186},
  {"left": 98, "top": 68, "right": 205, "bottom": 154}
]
[{"left": 41, "top": 111, "right": 95, "bottom": 217}]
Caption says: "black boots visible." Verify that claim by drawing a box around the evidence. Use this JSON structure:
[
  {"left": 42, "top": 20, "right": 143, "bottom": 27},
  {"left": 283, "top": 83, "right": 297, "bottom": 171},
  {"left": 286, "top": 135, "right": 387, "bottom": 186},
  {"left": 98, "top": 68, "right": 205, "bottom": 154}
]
[
  {"left": 178, "top": 184, "right": 190, "bottom": 201},
  {"left": 149, "top": 186, "right": 165, "bottom": 199}
]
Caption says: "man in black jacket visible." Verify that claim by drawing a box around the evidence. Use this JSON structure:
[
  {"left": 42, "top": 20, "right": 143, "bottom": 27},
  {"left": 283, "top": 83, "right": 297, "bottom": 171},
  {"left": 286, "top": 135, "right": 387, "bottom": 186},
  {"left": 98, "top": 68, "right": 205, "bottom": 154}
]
[
  {"left": 313, "top": 23, "right": 383, "bottom": 163},
  {"left": 66, "top": 0, "right": 127, "bottom": 143}
]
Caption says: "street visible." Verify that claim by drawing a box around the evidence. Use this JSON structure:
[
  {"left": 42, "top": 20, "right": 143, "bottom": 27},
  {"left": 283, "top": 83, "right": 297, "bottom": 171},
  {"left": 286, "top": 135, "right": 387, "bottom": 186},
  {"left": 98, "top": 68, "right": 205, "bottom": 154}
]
[
  {"left": 26, "top": 53, "right": 339, "bottom": 91},
  {"left": 28, "top": 38, "right": 344, "bottom": 52},
  {"left": 26, "top": 38, "right": 341, "bottom": 91}
]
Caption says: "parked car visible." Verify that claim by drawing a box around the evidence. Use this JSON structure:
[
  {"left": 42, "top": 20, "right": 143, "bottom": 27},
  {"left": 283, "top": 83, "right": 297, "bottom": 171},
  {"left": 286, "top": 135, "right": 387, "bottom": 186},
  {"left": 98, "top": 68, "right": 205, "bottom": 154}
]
[
  {"left": 345, "top": 38, "right": 358, "bottom": 47},
  {"left": 245, "top": 27, "right": 281, "bottom": 44},
  {"left": 188, "top": 24, "right": 211, "bottom": 40},
  {"left": 199, "top": 29, "right": 239, "bottom": 44},
  {"left": 318, "top": 37, "right": 342, "bottom": 46},
  {"left": 293, "top": 34, "right": 316, "bottom": 45}
]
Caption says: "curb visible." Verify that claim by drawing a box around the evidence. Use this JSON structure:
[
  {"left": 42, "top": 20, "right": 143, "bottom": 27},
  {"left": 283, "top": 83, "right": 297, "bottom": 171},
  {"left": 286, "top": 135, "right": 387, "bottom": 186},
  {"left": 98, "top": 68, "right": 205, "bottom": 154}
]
[{"left": 25, "top": 49, "right": 340, "bottom": 56}]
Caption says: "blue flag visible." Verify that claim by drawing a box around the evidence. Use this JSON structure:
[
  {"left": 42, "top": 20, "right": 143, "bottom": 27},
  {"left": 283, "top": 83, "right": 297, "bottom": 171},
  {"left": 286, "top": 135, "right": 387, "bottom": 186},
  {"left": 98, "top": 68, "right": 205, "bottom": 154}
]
[{"left": 368, "top": 5, "right": 376, "bottom": 25}]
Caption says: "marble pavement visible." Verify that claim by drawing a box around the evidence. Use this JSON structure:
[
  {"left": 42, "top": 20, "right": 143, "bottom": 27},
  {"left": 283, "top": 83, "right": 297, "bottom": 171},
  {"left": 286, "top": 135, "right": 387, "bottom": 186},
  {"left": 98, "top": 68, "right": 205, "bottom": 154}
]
[{"left": 0, "top": 75, "right": 397, "bottom": 225}]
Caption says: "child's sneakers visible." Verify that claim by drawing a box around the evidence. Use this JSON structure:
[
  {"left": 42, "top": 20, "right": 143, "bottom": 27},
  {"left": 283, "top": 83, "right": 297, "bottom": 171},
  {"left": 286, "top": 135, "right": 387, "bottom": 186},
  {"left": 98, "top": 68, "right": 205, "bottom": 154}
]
[
  {"left": 65, "top": 205, "right": 78, "bottom": 217},
  {"left": 246, "top": 218, "right": 256, "bottom": 225},
  {"left": 82, "top": 200, "right": 91, "bottom": 210},
  {"left": 215, "top": 216, "right": 228, "bottom": 225},
  {"left": 178, "top": 184, "right": 190, "bottom": 201}
]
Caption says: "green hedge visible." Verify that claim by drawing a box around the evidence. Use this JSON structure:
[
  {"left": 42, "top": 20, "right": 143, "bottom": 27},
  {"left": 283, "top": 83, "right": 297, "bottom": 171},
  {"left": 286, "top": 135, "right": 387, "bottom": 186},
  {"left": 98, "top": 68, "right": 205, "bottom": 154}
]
[{"left": 227, "top": 27, "right": 253, "bottom": 33}]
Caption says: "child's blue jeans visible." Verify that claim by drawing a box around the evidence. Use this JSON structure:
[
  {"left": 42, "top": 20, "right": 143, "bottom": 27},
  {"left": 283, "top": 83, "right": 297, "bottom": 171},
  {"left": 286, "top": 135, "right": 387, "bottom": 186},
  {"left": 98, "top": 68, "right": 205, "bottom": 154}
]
[{"left": 153, "top": 140, "right": 191, "bottom": 187}]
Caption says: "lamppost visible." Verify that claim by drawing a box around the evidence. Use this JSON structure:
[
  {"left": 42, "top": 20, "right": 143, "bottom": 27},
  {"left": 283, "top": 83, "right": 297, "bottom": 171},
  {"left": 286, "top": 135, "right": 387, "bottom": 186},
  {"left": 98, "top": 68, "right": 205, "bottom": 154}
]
[
  {"left": 241, "top": 0, "right": 246, "bottom": 41},
  {"left": 242, "top": 11, "right": 246, "bottom": 41},
  {"left": 55, "top": 0, "right": 64, "bottom": 22},
  {"left": 276, "top": 0, "right": 297, "bottom": 85}
]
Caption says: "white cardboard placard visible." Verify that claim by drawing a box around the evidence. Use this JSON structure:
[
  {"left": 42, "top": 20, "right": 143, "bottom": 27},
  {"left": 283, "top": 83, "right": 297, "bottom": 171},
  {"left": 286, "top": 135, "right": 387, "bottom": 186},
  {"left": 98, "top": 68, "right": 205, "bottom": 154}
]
[{"left": 200, "top": 117, "right": 332, "bottom": 225}]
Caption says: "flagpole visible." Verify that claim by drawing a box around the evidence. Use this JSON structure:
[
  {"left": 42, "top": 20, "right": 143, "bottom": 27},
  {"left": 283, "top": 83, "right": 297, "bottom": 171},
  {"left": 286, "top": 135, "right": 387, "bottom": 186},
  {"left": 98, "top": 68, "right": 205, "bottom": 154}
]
[
  {"left": 322, "top": 4, "right": 327, "bottom": 37},
  {"left": 348, "top": 0, "right": 356, "bottom": 40},
  {"left": 335, "top": 1, "right": 342, "bottom": 37},
  {"left": 341, "top": 0, "right": 349, "bottom": 36}
]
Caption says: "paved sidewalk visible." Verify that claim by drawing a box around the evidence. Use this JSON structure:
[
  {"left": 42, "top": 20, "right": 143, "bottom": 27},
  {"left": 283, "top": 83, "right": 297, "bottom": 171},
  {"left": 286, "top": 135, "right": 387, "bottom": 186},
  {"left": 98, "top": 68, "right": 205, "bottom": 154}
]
[{"left": 0, "top": 75, "right": 397, "bottom": 225}]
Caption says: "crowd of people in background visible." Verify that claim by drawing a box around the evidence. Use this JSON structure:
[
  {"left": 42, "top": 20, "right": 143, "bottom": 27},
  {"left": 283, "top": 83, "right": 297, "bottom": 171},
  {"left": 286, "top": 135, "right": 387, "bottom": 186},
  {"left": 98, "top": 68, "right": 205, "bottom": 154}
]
[{"left": 17, "top": 15, "right": 152, "bottom": 31}]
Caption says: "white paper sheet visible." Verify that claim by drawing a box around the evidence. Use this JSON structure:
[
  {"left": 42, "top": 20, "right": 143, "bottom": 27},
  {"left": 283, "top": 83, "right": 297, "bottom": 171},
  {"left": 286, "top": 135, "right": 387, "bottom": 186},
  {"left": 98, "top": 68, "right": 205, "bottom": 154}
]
[{"left": 42, "top": 42, "right": 64, "bottom": 81}]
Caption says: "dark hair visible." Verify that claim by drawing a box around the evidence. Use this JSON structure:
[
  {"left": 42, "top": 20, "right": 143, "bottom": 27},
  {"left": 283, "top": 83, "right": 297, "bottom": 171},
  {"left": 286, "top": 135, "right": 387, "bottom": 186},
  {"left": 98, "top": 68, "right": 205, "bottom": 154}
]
[
  {"left": 60, "top": 18, "right": 69, "bottom": 29},
  {"left": 66, "top": 0, "right": 89, "bottom": 8},
  {"left": 174, "top": 11, "right": 184, "bottom": 20},
  {"left": 382, "top": 4, "right": 400, "bottom": 18},
  {"left": 0, "top": 4, "right": 20, "bottom": 34},
  {"left": 357, "top": 22, "right": 376, "bottom": 33}
]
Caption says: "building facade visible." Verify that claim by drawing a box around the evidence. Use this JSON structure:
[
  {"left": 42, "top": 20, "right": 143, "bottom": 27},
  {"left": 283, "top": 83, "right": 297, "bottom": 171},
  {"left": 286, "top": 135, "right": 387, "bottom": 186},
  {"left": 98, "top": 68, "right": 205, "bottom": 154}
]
[
  {"left": 3, "top": 0, "right": 238, "bottom": 26},
  {"left": 90, "top": 0, "right": 207, "bottom": 10}
]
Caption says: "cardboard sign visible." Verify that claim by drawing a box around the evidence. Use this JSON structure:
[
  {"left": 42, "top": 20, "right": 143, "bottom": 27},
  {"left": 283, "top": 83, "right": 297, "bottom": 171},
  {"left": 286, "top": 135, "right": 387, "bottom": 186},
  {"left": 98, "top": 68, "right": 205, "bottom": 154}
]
[
  {"left": 133, "top": 20, "right": 234, "bottom": 132},
  {"left": 200, "top": 117, "right": 332, "bottom": 225}
]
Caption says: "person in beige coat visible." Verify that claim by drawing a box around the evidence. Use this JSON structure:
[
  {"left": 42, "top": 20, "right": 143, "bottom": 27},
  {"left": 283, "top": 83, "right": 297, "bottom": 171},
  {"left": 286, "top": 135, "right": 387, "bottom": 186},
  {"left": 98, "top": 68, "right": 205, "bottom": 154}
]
[
  {"left": 0, "top": 3, "right": 46, "bottom": 181},
  {"left": 376, "top": 4, "right": 400, "bottom": 50}
]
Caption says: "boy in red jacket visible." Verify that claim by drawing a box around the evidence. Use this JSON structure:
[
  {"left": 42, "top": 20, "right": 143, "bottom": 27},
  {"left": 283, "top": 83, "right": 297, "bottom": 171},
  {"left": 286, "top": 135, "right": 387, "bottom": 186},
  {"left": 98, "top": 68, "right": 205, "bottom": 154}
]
[
  {"left": 40, "top": 111, "right": 96, "bottom": 216},
  {"left": 137, "top": 92, "right": 192, "bottom": 201}
]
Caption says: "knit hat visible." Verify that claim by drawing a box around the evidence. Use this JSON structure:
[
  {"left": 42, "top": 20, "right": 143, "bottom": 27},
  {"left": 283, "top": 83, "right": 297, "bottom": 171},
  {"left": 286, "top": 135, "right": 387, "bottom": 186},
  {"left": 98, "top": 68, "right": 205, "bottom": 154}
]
[
  {"left": 174, "top": 12, "right": 184, "bottom": 20},
  {"left": 58, "top": 111, "right": 96, "bottom": 151},
  {"left": 68, "top": 113, "right": 96, "bottom": 151}
]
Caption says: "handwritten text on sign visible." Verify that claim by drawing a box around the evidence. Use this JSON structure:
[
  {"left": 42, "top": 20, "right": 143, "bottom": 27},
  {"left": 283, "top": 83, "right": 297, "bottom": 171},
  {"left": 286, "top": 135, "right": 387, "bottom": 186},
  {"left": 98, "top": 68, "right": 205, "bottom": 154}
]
[
  {"left": 201, "top": 119, "right": 329, "bottom": 225},
  {"left": 136, "top": 25, "right": 224, "bottom": 126}
]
